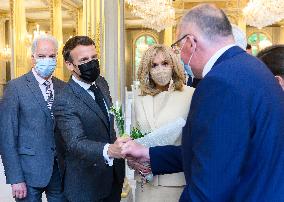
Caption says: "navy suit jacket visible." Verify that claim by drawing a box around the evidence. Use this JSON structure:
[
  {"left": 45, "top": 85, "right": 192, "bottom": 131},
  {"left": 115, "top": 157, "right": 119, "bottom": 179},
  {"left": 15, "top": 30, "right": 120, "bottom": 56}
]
[
  {"left": 150, "top": 46, "right": 284, "bottom": 202},
  {"left": 53, "top": 76, "right": 125, "bottom": 201}
]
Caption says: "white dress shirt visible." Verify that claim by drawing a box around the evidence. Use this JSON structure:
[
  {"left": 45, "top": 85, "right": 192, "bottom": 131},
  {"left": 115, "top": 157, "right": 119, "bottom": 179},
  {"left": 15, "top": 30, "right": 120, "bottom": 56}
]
[
  {"left": 32, "top": 68, "right": 54, "bottom": 101},
  {"left": 72, "top": 76, "right": 114, "bottom": 166},
  {"left": 202, "top": 44, "right": 236, "bottom": 78}
]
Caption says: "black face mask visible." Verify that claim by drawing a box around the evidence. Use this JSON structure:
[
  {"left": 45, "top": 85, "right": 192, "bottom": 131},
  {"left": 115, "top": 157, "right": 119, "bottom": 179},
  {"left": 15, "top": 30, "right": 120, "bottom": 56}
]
[{"left": 78, "top": 59, "right": 100, "bottom": 83}]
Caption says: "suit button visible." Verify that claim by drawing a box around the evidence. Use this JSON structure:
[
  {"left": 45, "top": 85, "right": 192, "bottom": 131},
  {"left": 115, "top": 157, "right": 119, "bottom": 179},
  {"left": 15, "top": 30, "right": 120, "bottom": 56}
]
[{"left": 93, "top": 163, "right": 97, "bottom": 166}]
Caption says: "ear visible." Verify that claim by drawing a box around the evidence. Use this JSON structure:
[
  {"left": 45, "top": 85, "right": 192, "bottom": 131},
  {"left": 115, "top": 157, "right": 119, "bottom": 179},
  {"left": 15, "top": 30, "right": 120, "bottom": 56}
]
[
  {"left": 65, "top": 61, "right": 75, "bottom": 71},
  {"left": 275, "top": 76, "right": 284, "bottom": 89},
  {"left": 188, "top": 35, "right": 197, "bottom": 51},
  {"left": 31, "top": 54, "right": 36, "bottom": 67}
]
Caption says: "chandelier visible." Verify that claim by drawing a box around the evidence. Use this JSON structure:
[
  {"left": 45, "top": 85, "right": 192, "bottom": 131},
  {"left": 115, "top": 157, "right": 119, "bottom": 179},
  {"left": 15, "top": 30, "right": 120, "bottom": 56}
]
[
  {"left": 243, "top": 0, "right": 284, "bottom": 29},
  {"left": 0, "top": 45, "right": 11, "bottom": 62},
  {"left": 126, "top": 0, "right": 175, "bottom": 32},
  {"left": 26, "top": 24, "right": 47, "bottom": 46}
]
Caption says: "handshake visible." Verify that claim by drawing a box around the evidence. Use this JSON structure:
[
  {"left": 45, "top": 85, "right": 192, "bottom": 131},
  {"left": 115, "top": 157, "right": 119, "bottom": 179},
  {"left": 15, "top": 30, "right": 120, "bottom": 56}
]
[{"left": 108, "top": 137, "right": 152, "bottom": 175}]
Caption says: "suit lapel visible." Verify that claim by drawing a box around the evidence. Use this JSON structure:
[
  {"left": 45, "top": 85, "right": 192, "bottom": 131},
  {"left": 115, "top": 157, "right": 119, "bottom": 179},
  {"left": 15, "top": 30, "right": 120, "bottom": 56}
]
[
  {"left": 26, "top": 71, "right": 53, "bottom": 120},
  {"left": 68, "top": 79, "right": 110, "bottom": 129},
  {"left": 96, "top": 77, "right": 116, "bottom": 140}
]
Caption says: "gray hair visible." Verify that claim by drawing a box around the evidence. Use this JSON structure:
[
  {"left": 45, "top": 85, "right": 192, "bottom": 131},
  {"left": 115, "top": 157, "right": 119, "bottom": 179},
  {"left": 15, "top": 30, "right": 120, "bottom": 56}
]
[
  {"left": 31, "top": 35, "right": 58, "bottom": 54},
  {"left": 180, "top": 4, "right": 232, "bottom": 41},
  {"left": 232, "top": 24, "right": 247, "bottom": 50}
]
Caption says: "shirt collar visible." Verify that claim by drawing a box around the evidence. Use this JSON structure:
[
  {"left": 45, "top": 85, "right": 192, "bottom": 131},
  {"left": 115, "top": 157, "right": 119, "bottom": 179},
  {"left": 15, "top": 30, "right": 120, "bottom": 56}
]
[
  {"left": 72, "top": 75, "right": 95, "bottom": 90},
  {"left": 202, "top": 44, "right": 236, "bottom": 78},
  {"left": 32, "top": 68, "right": 52, "bottom": 85}
]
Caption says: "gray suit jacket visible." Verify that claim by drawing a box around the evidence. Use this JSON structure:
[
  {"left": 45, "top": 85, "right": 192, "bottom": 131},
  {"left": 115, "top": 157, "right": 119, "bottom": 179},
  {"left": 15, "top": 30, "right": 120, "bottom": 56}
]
[
  {"left": 0, "top": 71, "right": 65, "bottom": 187},
  {"left": 54, "top": 76, "right": 125, "bottom": 202}
]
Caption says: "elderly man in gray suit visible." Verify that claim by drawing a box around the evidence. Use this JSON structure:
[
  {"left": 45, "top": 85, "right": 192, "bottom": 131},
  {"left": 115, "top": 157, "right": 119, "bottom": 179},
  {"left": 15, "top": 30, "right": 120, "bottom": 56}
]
[
  {"left": 53, "top": 36, "right": 128, "bottom": 202},
  {"left": 0, "top": 35, "right": 65, "bottom": 202}
]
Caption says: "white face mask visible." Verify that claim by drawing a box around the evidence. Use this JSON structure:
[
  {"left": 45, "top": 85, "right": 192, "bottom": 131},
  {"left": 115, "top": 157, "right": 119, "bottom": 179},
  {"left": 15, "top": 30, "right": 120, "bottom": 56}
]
[{"left": 150, "top": 66, "right": 172, "bottom": 86}]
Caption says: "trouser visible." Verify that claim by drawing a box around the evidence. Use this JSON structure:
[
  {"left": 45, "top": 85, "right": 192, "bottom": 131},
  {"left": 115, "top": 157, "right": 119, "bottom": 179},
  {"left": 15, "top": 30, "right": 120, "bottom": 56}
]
[
  {"left": 100, "top": 176, "right": 123, "bottom": 202},
  {"left": 16, "top": 160, "right": 65, "bottom": 202}
]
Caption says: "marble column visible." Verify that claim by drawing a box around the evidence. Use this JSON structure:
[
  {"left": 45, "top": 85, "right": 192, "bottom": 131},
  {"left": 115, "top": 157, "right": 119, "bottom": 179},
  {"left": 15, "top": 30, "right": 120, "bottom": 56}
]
[
  {"left": 10, "top": 0, "right": 29, "bottom": 78},
  {"left": 163, "top": 27, "right": 173, "bottom": 46},
  {"left": 78, "top": 0, "right": 95, "bottom": 37},
  {"left": 50, "top": 0, "right": 64, "bottom": 80},
  {"left": 237, "top": 0, "right": 247, "bottom": 35},
  {"left": 94, "top": 0, "right": 101, "bottom": 59},
  {"left": 0, "top": 18, "right": 6, "bottom": 97},
  {"left": 279, "top": 27, "right": 284, "bottom": 44},
  {"left": 77, "top": 6, "right": 84, "bottom": 35},
  {"left": 104, "top": 0, "right": 125, "bottom": 104}
]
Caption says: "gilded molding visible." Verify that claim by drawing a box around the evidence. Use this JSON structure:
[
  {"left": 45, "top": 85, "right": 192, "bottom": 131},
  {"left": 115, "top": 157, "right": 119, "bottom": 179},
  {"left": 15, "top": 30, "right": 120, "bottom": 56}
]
[
  {"left": 95, "top": 22, "right": 100, "bottom": 58},
  {"left": 49, "top": 0, "right": 54, "bottom": 34}
]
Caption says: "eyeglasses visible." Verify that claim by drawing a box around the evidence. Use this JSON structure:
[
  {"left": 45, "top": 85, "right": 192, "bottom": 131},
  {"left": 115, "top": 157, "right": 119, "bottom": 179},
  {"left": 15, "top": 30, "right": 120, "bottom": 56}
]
[{"left": 171, "top": 34, "right": 196, "bottom": 54}]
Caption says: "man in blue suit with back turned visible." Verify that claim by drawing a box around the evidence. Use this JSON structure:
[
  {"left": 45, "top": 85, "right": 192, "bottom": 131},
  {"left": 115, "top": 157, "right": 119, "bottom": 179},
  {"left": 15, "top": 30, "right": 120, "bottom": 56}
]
[{"left": 122, "top": 4, "right": 284, "bottom": 202}]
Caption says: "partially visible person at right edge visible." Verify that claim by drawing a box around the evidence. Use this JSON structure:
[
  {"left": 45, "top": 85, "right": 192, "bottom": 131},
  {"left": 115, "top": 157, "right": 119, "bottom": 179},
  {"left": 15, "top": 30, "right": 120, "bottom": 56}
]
[
  {"left": 122, "top": 4, "right": 284, "bottom": 202},
  {"left": 257, "top": 44, "right": 284, "bottom": 90}
]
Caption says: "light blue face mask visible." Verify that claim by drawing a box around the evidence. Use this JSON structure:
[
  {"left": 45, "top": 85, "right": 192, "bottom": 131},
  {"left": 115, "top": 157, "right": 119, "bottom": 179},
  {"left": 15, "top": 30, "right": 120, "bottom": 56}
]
[
  {"left": 184, "top": 63, "right": 194, "bottom": 77},
  {"left": 35, "top": 58, "right": 56, "bottom": 78},
  {"left": 180, "top": 58, "right": 194, "bottom": 77}
]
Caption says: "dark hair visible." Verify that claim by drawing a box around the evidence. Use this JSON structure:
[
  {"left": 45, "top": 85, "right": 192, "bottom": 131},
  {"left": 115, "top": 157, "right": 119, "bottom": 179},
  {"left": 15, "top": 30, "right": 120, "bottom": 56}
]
[
  {"left": 62, "top": 36, "right": 95, "bottom": 62},
  {"left": 257, "top": 44, "right": 284, "bottom": 78},
  {"left": 246, "top": 44, "right": 252, "bottom": 50},
  {"left": 181, "top": 4, "right": 232, "bottom": 41}
]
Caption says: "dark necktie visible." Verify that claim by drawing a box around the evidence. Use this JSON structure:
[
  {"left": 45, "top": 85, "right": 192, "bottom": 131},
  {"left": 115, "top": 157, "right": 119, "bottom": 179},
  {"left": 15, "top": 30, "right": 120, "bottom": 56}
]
[
  {"left": 186, "top": 75, "right": 193, "bottom": 86},
  {"left": 192, "top": 78, "right": 201, "bottom": 88},
  {"left": 43, "top": 80, "right": 54, "bottom": 118},
  {"left": 89, "top": 84, "right": 109, "bottom": 120}
]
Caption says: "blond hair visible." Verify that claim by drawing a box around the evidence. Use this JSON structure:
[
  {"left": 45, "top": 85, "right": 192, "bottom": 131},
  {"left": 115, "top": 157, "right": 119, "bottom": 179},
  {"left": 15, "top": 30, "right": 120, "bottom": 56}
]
[{"left": 137, "top": 44, "right": 185, "bottom": 96}]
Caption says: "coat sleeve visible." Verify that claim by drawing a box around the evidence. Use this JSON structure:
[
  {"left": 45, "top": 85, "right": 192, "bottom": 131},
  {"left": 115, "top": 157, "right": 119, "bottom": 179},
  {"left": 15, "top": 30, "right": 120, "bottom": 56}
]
[
  {"left": 0, "top": 83, "right": 25, "bottom": 184},
  {"left": 149, "top": 145, "right": 183, "bottom": 175},
  {"left": 53, "top": 94, "right": 106, "bottom": 165}
]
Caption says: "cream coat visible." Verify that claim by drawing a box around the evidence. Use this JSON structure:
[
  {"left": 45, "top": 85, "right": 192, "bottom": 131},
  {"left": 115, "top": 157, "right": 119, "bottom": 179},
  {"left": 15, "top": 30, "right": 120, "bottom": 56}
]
[{"left": 132, "top": 85, "right": 195, "bottom": 201}]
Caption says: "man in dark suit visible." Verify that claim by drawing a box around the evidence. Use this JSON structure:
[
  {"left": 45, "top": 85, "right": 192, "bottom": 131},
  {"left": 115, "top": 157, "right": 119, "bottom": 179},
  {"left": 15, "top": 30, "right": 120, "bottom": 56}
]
[
  {"left": 122, "top": 4, "right": 284, "bottom": 202},
  {"left": 54, "top": 36, "right": 127, "bottom": 202},
  {"left": 0, "top": 35, "right": 65, "bottom": 201}
]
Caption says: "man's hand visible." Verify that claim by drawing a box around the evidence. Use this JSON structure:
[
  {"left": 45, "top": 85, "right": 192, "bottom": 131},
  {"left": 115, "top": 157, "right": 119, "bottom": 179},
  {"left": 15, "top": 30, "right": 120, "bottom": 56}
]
[
  {"left": 108, "top": 136, "right": 131, "bottom": 159},
  {"left": 121, "top": 140, "right": 150, "bottom": 160},
  {"left": 12, "top": 182, "right": 27, "bottom": 199},
  {"left": 127, "top": 156, "right": 151, "bottom": 174}
]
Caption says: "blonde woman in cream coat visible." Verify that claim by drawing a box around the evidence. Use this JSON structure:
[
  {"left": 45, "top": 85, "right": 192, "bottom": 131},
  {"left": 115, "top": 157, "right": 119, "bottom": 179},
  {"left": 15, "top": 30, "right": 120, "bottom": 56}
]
[{"left": 132, "top": 44, "right": 195, "bottom": 202}]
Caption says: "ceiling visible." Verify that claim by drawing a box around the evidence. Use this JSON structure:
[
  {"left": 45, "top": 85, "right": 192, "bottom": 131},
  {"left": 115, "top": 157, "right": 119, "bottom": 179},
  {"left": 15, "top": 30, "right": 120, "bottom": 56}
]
[
  {"left": 124, "top": 0, "right": 247, "bottom": 28},
  {"left": 0, "top": 0, "right": 283, "bottom": 32},
  {"left": 0, "top": 0, "right": 82, "bottom": 29},
  {"left": 125, "top": 0, "right": 284, "bottom": 29}
]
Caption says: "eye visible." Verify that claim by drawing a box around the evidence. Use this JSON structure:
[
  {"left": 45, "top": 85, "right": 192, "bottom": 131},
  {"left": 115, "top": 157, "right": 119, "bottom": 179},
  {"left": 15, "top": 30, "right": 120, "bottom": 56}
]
[
  {"left": 152, "top": 63, "right": 158, "bottom": 68},
  {"left": 91, "top": 55, "right": 98, "bottom": 60},
  {"left": 37, "top": 55, "right": 45, "bottom": 58},
  {"left": 80, "top": 57, "right": 89, "bottom": 63},
  {"left": 162, "top": 61, "right": 168, "bottom": 66},
  {"left": 49, "top": 55, "right": 56, "bottom": 59}
]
